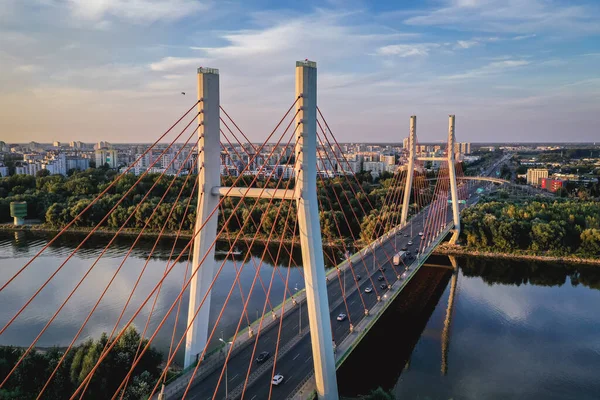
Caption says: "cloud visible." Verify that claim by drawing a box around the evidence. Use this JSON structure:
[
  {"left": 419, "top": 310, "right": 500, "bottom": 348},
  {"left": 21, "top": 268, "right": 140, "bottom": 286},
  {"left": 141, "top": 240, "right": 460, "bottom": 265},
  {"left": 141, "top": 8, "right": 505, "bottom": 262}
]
[
  {"left": 376, "top": 43, "right": 440, "bottom": 57},
  {"left": 513, "top": 33, "right": 537, "bottom": 40},
  {"left": 404, "top": 0, "right": 600, "bottom": 35},
  {"left": 14, "top": 64, "right": 43, "bottom": 73},
  {"left": 149, "top": 57, "right": 208, "bottom": 72},
  {"left": 444, "top": 59, "right": 530, "bottom": 79},
  {"left": 49, "top": 0, "right": 210, "bottom": 23},
  {"left": 456, "top": 40, "right": 479, "bottom": 49}
]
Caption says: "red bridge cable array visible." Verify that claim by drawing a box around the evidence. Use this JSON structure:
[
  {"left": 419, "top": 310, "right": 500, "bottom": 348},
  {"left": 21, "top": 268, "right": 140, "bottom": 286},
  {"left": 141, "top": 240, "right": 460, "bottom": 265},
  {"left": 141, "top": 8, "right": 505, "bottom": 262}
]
[
  {"left": 316, "top": 114, "right": 405, "bottom": 274},
  {"left": 220, "top": 128, "right": 300, "bottom": 300},
  {"left": 315, "top": 131, "right": 385, "bottom": 298},
  {"left": 68, "top": 98, "right": 301, "bottom": 399},
  {"left": 313, "top": 152, "right": 364, "bottom": 319},
  {"left": 167, "top": 115, "right": 300, "bottom": 400},
  {"left": 0, "top": 101, "right": 200, "bottom": 293},
  {"left": 209, "top": 156, "right": 299, "bottom": 400},
  {"left": 107, "top": 102, "right": 301, "bottom": 400},
  {"left": 1, "top": 118, "right": 200, "bottom": 390},
  {"left": 0, "top": 112, "right": 199, "bottom": 338},
  {"left": 116, "top": 152, "right": 202, "bottom": 398},
  {"left": 36, "top": 129, "right": 202, "bottom": 399}
]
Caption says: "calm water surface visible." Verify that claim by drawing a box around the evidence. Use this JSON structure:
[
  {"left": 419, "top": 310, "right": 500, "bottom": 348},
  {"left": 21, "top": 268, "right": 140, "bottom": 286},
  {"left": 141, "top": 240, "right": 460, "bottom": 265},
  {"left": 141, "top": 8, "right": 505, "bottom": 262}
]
[
  {"left": 0, "top": 231, "right": 305, "bottom": 365},
  {"left": 338, "top": 256, "right": 600, "bottom": 400},
  {"left": 2, "top": 232, "right": 600, "bottom": 399}
]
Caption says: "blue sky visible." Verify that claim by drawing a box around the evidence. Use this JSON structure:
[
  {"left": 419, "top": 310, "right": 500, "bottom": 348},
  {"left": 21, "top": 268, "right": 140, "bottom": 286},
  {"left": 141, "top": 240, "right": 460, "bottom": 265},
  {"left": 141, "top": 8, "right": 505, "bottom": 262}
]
[{"left": 1, "top": 0, "right": 599, "bottom": 143}]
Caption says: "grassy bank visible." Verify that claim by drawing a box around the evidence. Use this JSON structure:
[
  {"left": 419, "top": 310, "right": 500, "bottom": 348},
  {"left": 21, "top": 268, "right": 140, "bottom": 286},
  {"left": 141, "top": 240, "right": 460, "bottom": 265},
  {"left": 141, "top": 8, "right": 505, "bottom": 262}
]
[
  {"left": 435, "top": 243, "right": 600, "bottom": 266},
  {"left": 0, "top": 222, "right": 348, "bottom": 247}
]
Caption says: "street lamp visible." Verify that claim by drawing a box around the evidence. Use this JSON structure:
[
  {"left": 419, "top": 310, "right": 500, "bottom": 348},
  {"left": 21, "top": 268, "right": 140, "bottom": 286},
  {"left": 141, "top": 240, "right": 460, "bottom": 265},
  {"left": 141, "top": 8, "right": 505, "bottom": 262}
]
[
  {"left": 219, "top": 338, "right": 233, "bottom": 399},
  {"left": 294, "top": 284, "right": 301, "bottom": 335}
]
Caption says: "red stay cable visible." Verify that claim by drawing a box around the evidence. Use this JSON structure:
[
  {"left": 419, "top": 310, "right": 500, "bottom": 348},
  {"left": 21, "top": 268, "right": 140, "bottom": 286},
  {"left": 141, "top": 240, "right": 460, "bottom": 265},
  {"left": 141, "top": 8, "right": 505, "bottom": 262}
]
[
  {"left": 109, "top": 107, "right": 301, "bottom": 400},
  {"left": 0, "top": 101, "right": 199, "bottom": 292},
  {"left": 70, "top": 99, "right": 302, "bottom": 399},
  {"left": 36, "top": 131, "right": 201, "bottom": 398}
]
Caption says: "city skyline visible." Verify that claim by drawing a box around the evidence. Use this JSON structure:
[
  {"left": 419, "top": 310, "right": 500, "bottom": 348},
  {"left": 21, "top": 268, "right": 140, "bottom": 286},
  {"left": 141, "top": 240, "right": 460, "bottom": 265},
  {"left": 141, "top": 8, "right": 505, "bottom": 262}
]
[{"left": 1, "top": 0, "right": 599, "bottom": 143}]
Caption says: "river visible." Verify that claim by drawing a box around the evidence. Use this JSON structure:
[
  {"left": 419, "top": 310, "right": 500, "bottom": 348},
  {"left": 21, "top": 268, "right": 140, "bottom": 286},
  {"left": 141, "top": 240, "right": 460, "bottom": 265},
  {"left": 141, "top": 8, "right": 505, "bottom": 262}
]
[
  {"left": 337, "top": 255, "right": 600, "bottom": 400},
  {"left": 1, "top": 232, "right": 600, "bottom": 399}
]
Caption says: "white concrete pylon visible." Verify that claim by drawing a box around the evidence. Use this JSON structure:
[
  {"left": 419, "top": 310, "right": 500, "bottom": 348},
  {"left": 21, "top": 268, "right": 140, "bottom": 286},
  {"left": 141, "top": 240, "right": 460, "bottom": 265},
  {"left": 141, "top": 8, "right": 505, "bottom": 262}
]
[
  {"left": 401, "top": 116, "right": 417, "bottom": 225},
  {"left": 295, "top": 60, "right": 339, "bottom": 400},
  {"left": 447, "top": 115, "right": 461, "bottom": 244},
  {"left": 185, "top": 67, "right": 221, "bottom": 368}
]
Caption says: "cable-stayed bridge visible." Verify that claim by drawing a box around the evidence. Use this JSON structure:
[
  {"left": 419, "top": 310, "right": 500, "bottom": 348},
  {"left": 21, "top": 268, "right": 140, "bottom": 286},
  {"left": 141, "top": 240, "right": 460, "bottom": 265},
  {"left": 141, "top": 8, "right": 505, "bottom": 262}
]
[{"left": 1, "top": 60, "right": 517, "bottom": 400}]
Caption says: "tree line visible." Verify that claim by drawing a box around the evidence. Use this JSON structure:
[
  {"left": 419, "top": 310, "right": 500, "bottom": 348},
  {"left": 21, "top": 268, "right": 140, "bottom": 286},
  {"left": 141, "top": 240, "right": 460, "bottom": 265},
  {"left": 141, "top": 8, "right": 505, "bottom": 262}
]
[
  {"left": 0, "top": 327, "right": 162, "bottom": 400},
  {"left": 460, "top": 199, "right": 600, "bottom": 257},
  {"left": 0, "top": 169, "right": 423, "bottom": 246}
]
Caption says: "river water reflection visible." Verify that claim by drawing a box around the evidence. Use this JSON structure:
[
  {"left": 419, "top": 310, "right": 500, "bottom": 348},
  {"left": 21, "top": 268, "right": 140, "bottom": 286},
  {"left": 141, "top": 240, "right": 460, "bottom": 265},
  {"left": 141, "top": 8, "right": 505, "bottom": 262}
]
[
  {"left": 0, "top": 230, "right": 307, "bottom": 366},
  {"left": 2, "top": 232, "right": 600, "bottom": 398},
  {"left": 337, "top": 255, "right": 600, "bottom": 400}
]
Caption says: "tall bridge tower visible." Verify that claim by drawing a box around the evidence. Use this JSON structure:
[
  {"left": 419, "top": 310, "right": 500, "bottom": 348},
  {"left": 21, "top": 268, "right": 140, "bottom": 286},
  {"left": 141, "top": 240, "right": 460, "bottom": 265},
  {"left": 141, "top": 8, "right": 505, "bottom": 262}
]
[
  {"left": 400, "top": 115, "right": 462, "bottom": 243},
  {"left": 186, "top": 61, "right": 339, "bottom": 399}
]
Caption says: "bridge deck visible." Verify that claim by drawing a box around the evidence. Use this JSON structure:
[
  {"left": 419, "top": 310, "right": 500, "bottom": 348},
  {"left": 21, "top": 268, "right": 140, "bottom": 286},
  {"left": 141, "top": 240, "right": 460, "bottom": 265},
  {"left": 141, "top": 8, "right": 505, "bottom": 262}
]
[{"left": 161, "top": 203, "right": 458, "bottom": 400}]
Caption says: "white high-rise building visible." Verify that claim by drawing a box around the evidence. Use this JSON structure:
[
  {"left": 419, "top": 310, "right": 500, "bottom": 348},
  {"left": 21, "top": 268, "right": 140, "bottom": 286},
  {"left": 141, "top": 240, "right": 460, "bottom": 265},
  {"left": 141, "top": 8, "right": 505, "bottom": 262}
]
[
  {"left": 527, "top": 169, "right": 548, "bottom": 186},
  {"left": 95, "top": 149, "right": 119, "bottom": 169}
]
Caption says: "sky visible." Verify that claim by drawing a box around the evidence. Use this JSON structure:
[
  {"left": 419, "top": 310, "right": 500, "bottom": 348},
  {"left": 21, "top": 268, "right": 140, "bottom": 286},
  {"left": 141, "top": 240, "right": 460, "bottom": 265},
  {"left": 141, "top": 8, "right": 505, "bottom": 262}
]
[{"left": 0, "top": 0, "right": 599, "bottom": 144}]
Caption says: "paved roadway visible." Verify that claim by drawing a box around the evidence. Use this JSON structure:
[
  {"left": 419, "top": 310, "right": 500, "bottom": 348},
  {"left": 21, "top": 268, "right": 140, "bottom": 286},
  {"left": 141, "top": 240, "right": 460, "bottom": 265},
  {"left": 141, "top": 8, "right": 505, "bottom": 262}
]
[
  {"left": 186, "top": 155, "right": 506, "bottom": 400},
  {"left": 187, "top": 213, "right": 428, "bottom": 400}
]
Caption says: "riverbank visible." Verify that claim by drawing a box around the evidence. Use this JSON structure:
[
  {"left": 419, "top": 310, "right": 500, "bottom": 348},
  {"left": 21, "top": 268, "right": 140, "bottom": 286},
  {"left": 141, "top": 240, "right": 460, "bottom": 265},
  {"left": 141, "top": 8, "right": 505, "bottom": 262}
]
[
  {"left": 0, "top": 223, "right": 348, "bottom": 247},
  {"left": 434, "top": 243, "right": 600, "bottom": 265}
]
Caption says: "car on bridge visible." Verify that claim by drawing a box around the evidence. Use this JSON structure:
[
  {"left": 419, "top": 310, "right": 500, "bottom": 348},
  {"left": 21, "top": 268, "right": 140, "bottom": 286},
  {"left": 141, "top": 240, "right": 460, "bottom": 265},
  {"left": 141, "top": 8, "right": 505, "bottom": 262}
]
[
  {"left": 337, "top": 313, "right": 347, "bottom": 321},
  {"left": 419, "top": 232, "right": 424, "bottom": 236},
  {"left": 256, "top": 351, "right": 270, "bottom": 364},
  {"left": 355, "top": 274, "right": 361, "bottom": 281},
  {"left": 407, "top": 241, "right": 413, "bottom": 245},
  {"left": 364, "top": 287, "right": 373, "bottom": 293},
  {"left": 401, "top": 247, "right": 408, "bottom": 251},
  {"left": 403, "top": 233, "right": 409, "bottom": 237},
  {"left": 272, "top": 374, "right": 284, "bottom": 386},
  {"left": 377, "top": 275, "right": 385, "bottom": 281},
  {"left": 379, "top": 283, "right": 387, "bottom": 290}
]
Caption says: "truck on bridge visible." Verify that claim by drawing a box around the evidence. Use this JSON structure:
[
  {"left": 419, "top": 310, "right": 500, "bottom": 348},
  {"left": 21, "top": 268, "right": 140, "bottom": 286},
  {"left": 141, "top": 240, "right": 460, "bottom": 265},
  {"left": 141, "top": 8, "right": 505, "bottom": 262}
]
[{"left": 393, "top": 251, "right": 407, "bottom": 266}]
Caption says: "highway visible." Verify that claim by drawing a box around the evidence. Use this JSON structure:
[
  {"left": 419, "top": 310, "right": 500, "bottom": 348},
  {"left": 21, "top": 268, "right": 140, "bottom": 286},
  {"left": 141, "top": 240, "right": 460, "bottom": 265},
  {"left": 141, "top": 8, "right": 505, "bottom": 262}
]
[{"left": 184, "top": 154, "right": 506, "bottom": 400}]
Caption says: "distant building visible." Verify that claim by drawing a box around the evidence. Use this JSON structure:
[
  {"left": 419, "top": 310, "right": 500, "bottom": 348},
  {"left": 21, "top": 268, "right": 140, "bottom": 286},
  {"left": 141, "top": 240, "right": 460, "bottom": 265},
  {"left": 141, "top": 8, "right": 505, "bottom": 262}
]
[
  {"left": 66, "top": 156, "right": 90, "bottom": 172},
  {"left": 95, "top": 149, "right": 119, "bottom": 169},
  {"left": 403, "top": 137, "right": 409, "bottom": 149},
  {"left": 526, "top": 168, "right": 549, "bottom": 186},
  {"left": 363, "top": 161, "right": 384, "bottom": 176},
  {"left": 70, "top": 141, "right": 85, "bottom": 149},
  {"left": 53, "top": 141, "right": 61, "bottom": 147},
  {"left": 0, "top": 163, "right": 8, "bottom": 177},
  {"left": 541, "top": 178, "right": 565, "bottom": 193},
  {"left": 95, "top": 141, "right": 111, "bottom": 150},
  {"left": 15, "top": 162, "right": 42, "bottom": 176},
  {"left": 43, "top": 153, "right": 67, "bottom": 175},
  {"left": 380, "top": 155, "right": 395, "bottom": 165}
]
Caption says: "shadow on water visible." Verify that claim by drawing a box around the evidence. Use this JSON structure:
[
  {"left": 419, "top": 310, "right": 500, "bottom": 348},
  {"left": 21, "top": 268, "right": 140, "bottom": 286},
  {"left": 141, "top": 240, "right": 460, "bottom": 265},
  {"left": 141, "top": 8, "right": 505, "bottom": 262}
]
[
  {"left": 337, "top": 262, "right": 452, "bottom": 397},
  {"left": 456, "top": 255, "right": 600, "bottom": 290}
]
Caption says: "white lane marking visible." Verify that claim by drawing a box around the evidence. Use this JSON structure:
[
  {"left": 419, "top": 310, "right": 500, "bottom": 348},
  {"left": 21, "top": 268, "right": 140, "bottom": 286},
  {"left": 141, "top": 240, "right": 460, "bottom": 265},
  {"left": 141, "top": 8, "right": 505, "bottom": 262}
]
[
  {"left": 349, "top": 299, "right": 356, "bottom": 306},
  {"left": 287, "top": 374, "right": 294, "bottom": 383},
  {"left": 251, "top": 396, "right": 257, "bottom": 400},
  {"left": 231, "top": 373, "right": 239, "bottom": 381},
  {"left": 293, "top": 353, "right": 300, "bottom": 360},
  {"left": 305, "top": 356, "right": 312, "bottom": 363}
]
